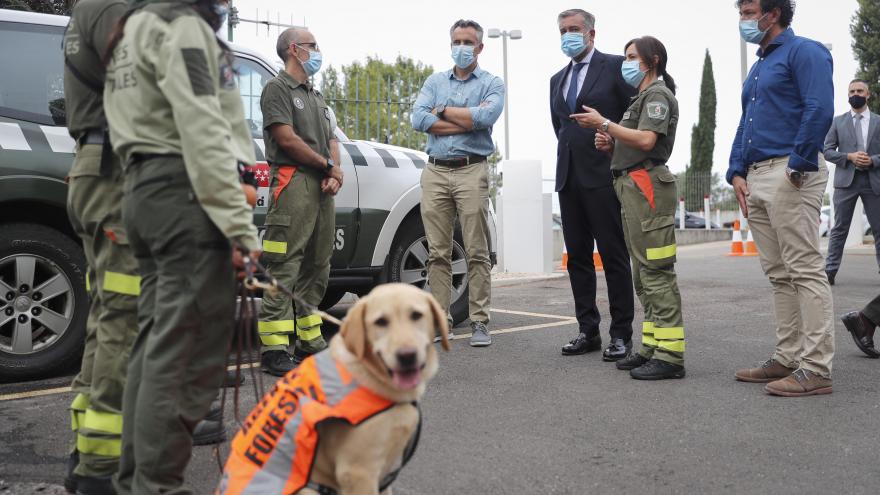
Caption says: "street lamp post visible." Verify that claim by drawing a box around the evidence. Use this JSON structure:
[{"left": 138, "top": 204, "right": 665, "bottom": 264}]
[{"left": 487, "top": 28, "right": 522, "bottom": 160}]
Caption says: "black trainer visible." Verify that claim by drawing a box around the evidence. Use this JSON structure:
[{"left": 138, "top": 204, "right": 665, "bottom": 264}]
[
  {"left": 75, "top": 475, "right": 115, "bottom": 495},
  {"left": 64, "top": 450, "right": 80, "bottom": 493},
  {"left": 260, "top": 350, "right": 295, "bottom": 376},
  {"left": 615, "top": 353, "right": 648, "bottom": 370},
  {"left": 630, "top": 359, "right": 686, "bottom": 380},
  {"left": 192, "top": 419, "right": 226, "bottom": 446}
]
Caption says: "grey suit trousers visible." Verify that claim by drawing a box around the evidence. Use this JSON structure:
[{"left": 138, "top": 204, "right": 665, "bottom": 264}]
[{"left": 825, "top": 171, "right": 880, "bottom": 273}]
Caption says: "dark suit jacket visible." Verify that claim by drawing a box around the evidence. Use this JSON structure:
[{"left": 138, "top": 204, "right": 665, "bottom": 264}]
[
  {"left": 823, "top": 110, "right": 880, "bottom": 194},
  {"left": 550, "top": 50, "right": 635, "bottom": 191}
]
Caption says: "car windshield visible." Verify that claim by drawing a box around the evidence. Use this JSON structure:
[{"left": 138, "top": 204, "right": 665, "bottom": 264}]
[{"left": 0, "top": 21, "right": 66, "bottom": 125}]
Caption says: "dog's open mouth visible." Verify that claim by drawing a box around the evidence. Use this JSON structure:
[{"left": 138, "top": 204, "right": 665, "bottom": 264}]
[{"left": 388, "top": 365, "right": 424, "bottom": 390}]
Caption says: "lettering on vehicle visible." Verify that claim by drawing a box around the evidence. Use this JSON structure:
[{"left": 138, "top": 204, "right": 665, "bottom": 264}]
[{"left": 335, "top": 228, "right": 344, "bottom": 250}]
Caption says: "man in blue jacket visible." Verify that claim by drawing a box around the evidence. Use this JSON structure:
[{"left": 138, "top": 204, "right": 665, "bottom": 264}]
[{"left": 728, "top": 0, "right": 835, "bottom": 397}]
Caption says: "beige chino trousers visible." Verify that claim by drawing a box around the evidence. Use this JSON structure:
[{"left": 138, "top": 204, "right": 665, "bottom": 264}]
[{"left": 745, "top": 156, "right": 835, "bottom": 377}]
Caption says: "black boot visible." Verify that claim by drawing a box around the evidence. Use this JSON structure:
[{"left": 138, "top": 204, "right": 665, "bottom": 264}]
[
  {"left": 630, "top": 359, "right": 686, "bottom": 380},
  {"left": 75, "top": 475, "right": 115, "bottom": 495},
  {"left": 64, "top": 450, "right": 80, "bottom": 493},
  {"left": 223, "top": 368, "right": 245, "bottom": 387},
  {"left": 204, "top": 396, "right": 222, "bottom": 422},
  {"left": 292, "top": 346, "right": 311, "bottom": 366},
  {"left": 192, "top": 419, "right": 226, "bottom": 446},
  {"left": 615, "top": 353, "right": 649, "bottom": 370},
  {"left": 260, "top": 350, "right": 295, "bottom": 376}
]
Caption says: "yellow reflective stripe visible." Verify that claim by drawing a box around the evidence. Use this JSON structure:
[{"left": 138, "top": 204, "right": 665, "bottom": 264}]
[
  {"left": 260, "top": 334, "right": 290, "bottom": 346},
  {"left": 77, "top": 435, "right": 121, "bottom": 457},
  {"left": 258, "top": 320, "right": 295, "bottom": 334},
  {"left": 646, "top": 244, "right": 677, "bottom": 261},
  {"left": 653, "top": 327, "right": 685, "bottom": 340},
  {"left": 297, "top": 326, "right": 323, "bottom": 341},
  {"left": 83, "top": 408, "right": 123, "bottom": 435},
  {"left": 296, "top": 314, "right": 323, "bottom": 329},
  {"left": 85, "top": 273, "right": 91, "bottom": 292},
  {"left": 70, "top": 393, "right": 90, "bottom": 411},
  {"left": 71, "top": 410, "right": 85, "bottom": 432},
  {"left": 657, "top": 340, "right": 686, "bottom": 353},
  {"left": 103, "top": 271, "right": 141, "bottom": 296},
  {"left": 262, "top": 240, "right": 288, "bottom": 254},
  {"left": 642, "top": 336, "right": 659, "bottom": 347},
  {"left": 642, "top": 322, "right": 655, "bottom": 334}
]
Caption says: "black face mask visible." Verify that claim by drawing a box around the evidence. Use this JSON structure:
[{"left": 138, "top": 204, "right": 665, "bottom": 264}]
[{"left": 850, "top": 95, "right": 867, "bottom": 110}]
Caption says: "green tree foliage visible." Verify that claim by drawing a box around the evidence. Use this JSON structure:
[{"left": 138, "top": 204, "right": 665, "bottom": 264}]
[
  {"left": 319, "top": 56, "right": 433, "bottom": 150},
  {"left": 0, "top": 0, "right": 72, "bottom": 15},
  {"left": 684, "top": 50, "right": 716, "bottom": 210},
  {"left": 851, "top": 0, "right": 880, "bottom": 114}
]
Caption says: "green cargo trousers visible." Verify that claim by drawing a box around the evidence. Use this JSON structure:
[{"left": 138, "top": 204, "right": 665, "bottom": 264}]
[
  {"left": 258, "top": 166, "right": 334, "bottom": 355},
  {"left": 613, "top": 164, "right": 685, "bottom": 365},
  {"left": 66, "top": 143, "right": 139, "bottom": 477},
  {"left": 115, "top": 156, "right": 235, "bottom": 495}
]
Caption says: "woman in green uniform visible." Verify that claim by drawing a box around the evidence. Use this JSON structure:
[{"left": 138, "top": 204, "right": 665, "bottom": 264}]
[
  {"left": 571, "top": 36, "right": 684, "bottom": 380},
  {"left": 102, "top": 0, "right": 261, "bottom": 492}
]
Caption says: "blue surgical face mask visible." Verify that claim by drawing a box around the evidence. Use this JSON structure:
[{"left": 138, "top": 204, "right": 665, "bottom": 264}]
[
  {"left": 210, "top": 2, "right": 228, "bottom": 31},
  {"left": 296, "top": 46, "right": 323, "bottom": 76},
  {"left": 451, "top": 45, "right": 475, "bottom": 69},
  {"left": 561, "top": 32, "right": 588, "bottom": 58},
  {"left": 621, "top": 59, "right": 646, "bottom": 88},
  {"left": 739, "top": 14, "right": 769, "bottom": 44}
]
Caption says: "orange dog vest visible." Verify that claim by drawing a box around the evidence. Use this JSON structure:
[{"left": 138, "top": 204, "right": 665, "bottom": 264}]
[{"left": 217, "top": 350, "right": 410, "bottom": 495}]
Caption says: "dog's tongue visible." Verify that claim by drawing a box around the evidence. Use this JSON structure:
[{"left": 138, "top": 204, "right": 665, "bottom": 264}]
[{"left": 392, "top": 368, "right": 422, "bottom": 390}]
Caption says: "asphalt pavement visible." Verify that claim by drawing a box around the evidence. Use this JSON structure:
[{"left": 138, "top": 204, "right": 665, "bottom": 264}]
[{"left": 2, "top": 241, "right": 879, "bottom": 494}]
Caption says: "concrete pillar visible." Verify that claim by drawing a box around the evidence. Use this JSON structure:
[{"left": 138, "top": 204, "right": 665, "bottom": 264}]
[{"left": 499, "top": 160, "right": 553, "bottom": 273}]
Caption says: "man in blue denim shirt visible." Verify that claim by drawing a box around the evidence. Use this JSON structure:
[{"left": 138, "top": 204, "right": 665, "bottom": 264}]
[
  {"left": 411, "top": 19, "right": 504, "bottom": 347},
  {"left": 728, "top": 0, "right": 835, "bottom": 397}
]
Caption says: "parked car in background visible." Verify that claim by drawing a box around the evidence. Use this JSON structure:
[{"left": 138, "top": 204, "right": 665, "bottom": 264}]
[
  {"left": 820, "top": 205, "right": 869, "bottom": 237},
  {"left": 675, "top": 210, "right": 720, "bottom": 229}
]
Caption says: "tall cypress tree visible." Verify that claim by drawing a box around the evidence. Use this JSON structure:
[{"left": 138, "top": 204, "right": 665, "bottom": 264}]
[
  {"left": 852, "top": 0, "right": 880, "bottom": 114},
  {"left": 685, "top": 50, "right": 716, "bottom": 210}
]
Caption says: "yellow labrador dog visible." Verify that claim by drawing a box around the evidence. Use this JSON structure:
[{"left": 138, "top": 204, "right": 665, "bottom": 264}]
[
  {"left": 217, "top": 283, "right": 449, "bottom": 495},
  {"left": 304, "top": 283, "right": 450, "bottom": 494}
]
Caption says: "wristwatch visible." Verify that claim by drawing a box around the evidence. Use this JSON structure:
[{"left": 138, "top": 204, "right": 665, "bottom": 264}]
[
  {"left": 436, "top": 104, "right": 447, "bottom": 119},
  {"left": 600, "top": 120, "right": 610, "bottom": 132},
  {"left": 324, "top": 158, "right": 335, "bottom": 175},
  {"left": 785, "top": 167, "right": 805, "bottom": 188}
]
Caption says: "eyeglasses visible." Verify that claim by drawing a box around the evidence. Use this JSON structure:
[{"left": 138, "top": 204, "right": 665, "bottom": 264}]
[{"left": 293, "top": 42, "right": 319, "bottom": 51}]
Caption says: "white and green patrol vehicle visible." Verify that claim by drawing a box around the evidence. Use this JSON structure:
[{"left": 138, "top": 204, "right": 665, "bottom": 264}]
[{"left": 0, "top": 8, "right": 497, "bottom": 382}]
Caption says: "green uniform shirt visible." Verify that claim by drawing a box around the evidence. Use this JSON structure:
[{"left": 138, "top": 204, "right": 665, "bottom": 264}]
[
  {"left": 63, "top": 0, "right": 126, "bottom": 141},
  {"left": 260, "top": 70, "right": 333, "bottom": 177},
  {"left": 611, "top": 80, "right": 679, "bottom": 171},
  {"left": 103, "top": 3, "right": 258, "bottom": 251}
]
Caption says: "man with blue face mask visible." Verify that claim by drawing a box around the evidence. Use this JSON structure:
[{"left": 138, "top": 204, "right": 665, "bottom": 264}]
[
  {"left": 727, "top": 0, "right": 835, "bottom": 397},
  {"left": 257, "top": 27, "right": 342, "bottom": 375},
  {"left": 550, "top": 9, "right": 637, "bottom": 363},
  {"left": 412, "top": 19, "right": 504, "bottom": 347}
]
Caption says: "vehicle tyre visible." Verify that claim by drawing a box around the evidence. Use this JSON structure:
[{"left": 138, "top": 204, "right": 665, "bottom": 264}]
[
  {"left": 387, "top": 215, "right": 469, "bottom": 326},
  {"left": 0, "top": 223, "right": 88, "bottom": 382},
  {"left": 318, "top": 289, "right": 346, "bottom": 311}
]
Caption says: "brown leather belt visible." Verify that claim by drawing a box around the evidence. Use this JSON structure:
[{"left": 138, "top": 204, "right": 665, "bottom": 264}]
[{"left": 428, "top": 155, "right": 487, "bottom": 167}]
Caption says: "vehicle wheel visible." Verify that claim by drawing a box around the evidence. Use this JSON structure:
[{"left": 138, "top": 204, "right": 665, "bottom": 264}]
[
  {"left": 387, "top": 215, "right": 469, "bottom": 326},
  {"left": 0, "top": 223, "right": 87, "bottom": 382},
  {"left": 318, "top": 289, "right": 346, "bottom": 310}
]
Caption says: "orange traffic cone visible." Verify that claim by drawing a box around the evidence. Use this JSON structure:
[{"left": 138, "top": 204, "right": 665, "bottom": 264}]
[
  {"left": 561, "top": 243, "right": 569, "bottom": 270},
  {"left": 593, "top": 240, "right": 604, "bottom": 272},
  {"left": 743, "top": 229, "right": 758, "bottom": 256},
  {"left": 727, "top": 220, "right": 744, "bottom": 256}
]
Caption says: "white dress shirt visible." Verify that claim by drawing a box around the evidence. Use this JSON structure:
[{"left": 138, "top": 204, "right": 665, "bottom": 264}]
[
  {"left": 562, "top": 48, "right": 595, "bottom": 104},
  {"left": 852, "top": 108, "right": 871, "bottom": 150}
]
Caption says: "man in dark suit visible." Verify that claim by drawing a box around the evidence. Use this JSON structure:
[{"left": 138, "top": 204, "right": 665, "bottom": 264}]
[
  {"left": 550, "top": 9, "right": 636, "bottom": 360},
  {"left": 824, "top": 79, "right": 880, "bottom": 284}
]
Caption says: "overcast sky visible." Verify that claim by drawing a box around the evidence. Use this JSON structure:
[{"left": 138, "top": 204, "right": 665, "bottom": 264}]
[{"left": 227, "top": 0, "right": 861, "bottom": 182}]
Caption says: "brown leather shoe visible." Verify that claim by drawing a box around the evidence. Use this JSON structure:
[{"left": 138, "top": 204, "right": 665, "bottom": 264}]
[
  {"left": 764, "top": 369, "right": 832, "bottom": 397},
  {"left": 734, "top": 358, "right": 795, "bottom": 383},
  {"left": 841, "top": 311, "right": 880, "bottom": 358}
]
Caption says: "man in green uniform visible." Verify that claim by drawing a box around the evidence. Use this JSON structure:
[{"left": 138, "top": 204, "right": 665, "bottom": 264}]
[
  {"left": 257, "top": 27, "right": 341, "bottom": 376},
  {"left": 62, "top": 0, "right": 136, "bottom": 492},
  {"left": 103, "top": 0, "right": 260, "bottom": 492}
]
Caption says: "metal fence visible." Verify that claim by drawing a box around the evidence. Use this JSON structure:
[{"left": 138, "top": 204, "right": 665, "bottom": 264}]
[
  {"left": 318, "top": 74, "right": 427, "bottom": 150},
  {"left": 676, "top": 170, "right": 738, "bottom": 214}
]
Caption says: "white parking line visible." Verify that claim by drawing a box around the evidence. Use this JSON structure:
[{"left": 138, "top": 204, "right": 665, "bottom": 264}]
[{"left": 490, "top": 308, "right": 575, "bottom": 320}]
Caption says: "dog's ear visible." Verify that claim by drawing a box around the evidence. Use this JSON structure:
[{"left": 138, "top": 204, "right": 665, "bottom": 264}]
[
  {"left": 340, "top": 298, "right": 368, "bottom": 359},
  {"left": 424, "top": 292, "right": 450, "bottom": 351}
]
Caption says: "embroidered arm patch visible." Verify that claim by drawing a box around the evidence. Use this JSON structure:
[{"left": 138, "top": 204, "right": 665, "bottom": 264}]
[
  {"left": 646, "top": 101, "right": 668, "bottom": 120},
  {"left": 181, "top": 48, "right": 215, "bottom": 96}
]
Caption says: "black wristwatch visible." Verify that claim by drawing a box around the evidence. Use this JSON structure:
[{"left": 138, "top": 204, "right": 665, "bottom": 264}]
[
  {"left": 785, "top": 167, "right": 805, "bottom": 188},
  {"left": 324, "top": 158, "right": 335, "bottom": 175},
  {"left": 435, "top": 104, "right": 446, "bottom": 119}
]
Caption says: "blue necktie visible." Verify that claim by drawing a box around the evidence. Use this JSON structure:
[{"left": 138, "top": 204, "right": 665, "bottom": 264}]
[{"left": 567, "top": 63, "right": 586, "bottom": 113}]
